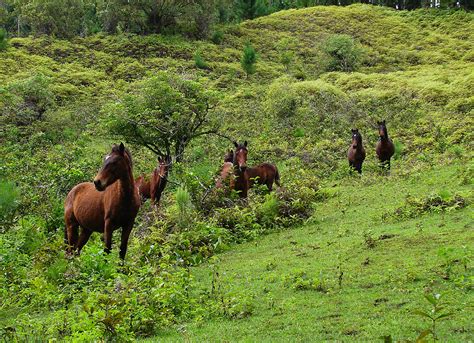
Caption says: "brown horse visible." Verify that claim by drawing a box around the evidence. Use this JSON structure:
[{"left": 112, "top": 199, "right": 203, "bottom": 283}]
[
  {"left": 64, "top": 143, "right": 140, "bottom": 259},
  {"left": 230, "top": 141, "right": 249, "bottom": 198},
  {"left": 216, "top": 150, "right": 234, "bottom": 189},
  {"left": 347, "top": 128, "right": 366, "bottom": 174},
  {"left": 135, "top": 156, "right": 171, "bottom": 205},
  {"left": 246, "top": 163, "right": 281, "bottom": 191},
  {"left": 375, "top": 120, "right": 395, "bottom": 170}
]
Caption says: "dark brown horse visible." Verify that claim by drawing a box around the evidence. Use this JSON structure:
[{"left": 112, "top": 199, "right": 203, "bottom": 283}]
[
  {"left": 216, "top": 150, "right": 234, "bottom": 189},
  {"left": 135, "top": 156, "right": 171, "bottom": 205},
  {"left": 246, "top": 163, "right": 281, "bottom": 191},
  {"left": 347, "top": 128, "right": 366, "bottom": 174},
  {"left": 64, "top": 143, "right": 140, "bottom": 259},
  {"left": 230, "top": 141, "right": 249, "bottom": 198},
  {"left": 375, "top": 120, "right": 395, "bottom": 170}
]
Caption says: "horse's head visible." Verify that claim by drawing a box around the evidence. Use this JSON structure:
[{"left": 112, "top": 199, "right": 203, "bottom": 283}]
[
  {"left": 224, "top": 150, "right": 234, "bottom": 163},
  {"left": 351, "top": 128, "right": 362, "bottom": 148},
  {"left": 233, "top": 141, "right": 248, "bottom": 172},
  {"left": 377, "top": 120, "right": 387, "bottom": 139},
  {"left": 158, "top": 155, "right": 171, "bottom": 178},
  {"left": 94, "top": 143, "right": 132, "bottom": 191}
]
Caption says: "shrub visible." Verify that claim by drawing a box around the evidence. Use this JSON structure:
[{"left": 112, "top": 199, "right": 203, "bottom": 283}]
[
  {"left": 211, "top": 30, "right": 224, "bottom": 44},
  {"left": 323, "top": 34, "right": 363, "bottom": 72},
  {"left": 0, "top": 180, "right": 20, "bottom": 230},
  {"left": 241, "top": 43, "right": 257, "bottom": 78},
  {"left": 0, "top": 28, "right": 8, "bottom": 51},
  {"left": 194, "top": 51, "right": 209, "bottom": 69}
]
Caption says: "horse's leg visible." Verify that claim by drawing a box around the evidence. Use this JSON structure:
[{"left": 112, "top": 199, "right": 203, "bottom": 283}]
[
  {"left": 267, "top": 179, "right": 273, "bottom": 192},
  {"left": 119, "top": 224, "right": 133, "bottom": 260},
  {"left": 76, "top": 228, "right": 93, "bottom": 254},
  {"left": 103, "top": 220, "right": 113, "bottom": 254},
  {"left": 65, "top": 214, "right": 78, "bottom": 255}
]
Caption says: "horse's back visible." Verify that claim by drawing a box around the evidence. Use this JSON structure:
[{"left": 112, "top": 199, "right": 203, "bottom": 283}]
[{"left": 65, "top": 182, "right": 105, "bottom": 232}]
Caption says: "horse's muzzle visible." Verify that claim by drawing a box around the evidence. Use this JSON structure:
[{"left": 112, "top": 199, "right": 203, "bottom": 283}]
[{"left": 94, "top": 179, "right": 104, "bottom": 191}]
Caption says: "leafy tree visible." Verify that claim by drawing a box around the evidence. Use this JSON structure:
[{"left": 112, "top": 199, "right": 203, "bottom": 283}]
[
  {"left": 0, "top": 28, "right": 8, "bottom": 51},
  {"left": 241, "top": 43, "right": 257, "bottom": 78},
  {"left": 236, "top": 0, "right": 268, "bottom": 20},
  {"left": 19, "top": 0, "right": 85, "bottom": 38},
  {"left": 104, "top": 72, "right": 219, "bottom": 162},
  {"left": 323, "top": 34, "right": 363, "bottom": 72}
]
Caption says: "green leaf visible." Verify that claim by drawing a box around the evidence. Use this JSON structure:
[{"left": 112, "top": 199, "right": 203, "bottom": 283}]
[
  {"left": 412, "top": 310, "right": 433, "bottom": 319},
  {"left": 436, "top": 312, "right": 454, "bottom": 320},
  {"left": 424, "top": 294, "right": 437, "bottom": 305}
]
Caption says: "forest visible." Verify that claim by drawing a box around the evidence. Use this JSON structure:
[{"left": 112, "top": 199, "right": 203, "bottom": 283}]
[{"left": 0, "top": 2, "right": 473, "bottom": 341}]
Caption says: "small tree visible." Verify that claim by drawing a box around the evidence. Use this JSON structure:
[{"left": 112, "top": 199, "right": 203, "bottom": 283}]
[
  {"left": 323, "top": 34, "right": 363, "bottom": 72},
  {"left": 241, "top": 43, "right": 257, "bottom": 78},
  {"left": 0, "top": 28, "right": 8, "bottom": 51},
  {"left": 104, "top": 72, "right": 219, "bottom": 162}
]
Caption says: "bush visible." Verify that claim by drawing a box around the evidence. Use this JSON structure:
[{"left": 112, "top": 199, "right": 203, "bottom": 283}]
[
  {"left": 241, "top": 43, "right": 257, "bottom": 78},
  {"left": 194, "top": 51, "right": 209, "bottom": 69},
  {"left": 323, "top": 34, "right": 363, "bottom": 72},
  {"left": 0, "top": 28, "right": 8, "bottom": 51},
  {"left": 0, "top": 180, "right": 20, "bottom": 230}
]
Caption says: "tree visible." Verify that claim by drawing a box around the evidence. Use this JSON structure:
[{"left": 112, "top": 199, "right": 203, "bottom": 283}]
[
  {"left": 323, "top": 34, "right": 363, "bottom": 72},
  {"left": 241, "top": 43, "right": 257, "bottom": 78},
  {"left": 104, "top": 72, "right": 219, "bottom": 162},
  {"left": 236, "top": 0, "right": 268, "bottom": 20},
  {"left": 0, "top": 28, "right": 8, "bottom": 51}
]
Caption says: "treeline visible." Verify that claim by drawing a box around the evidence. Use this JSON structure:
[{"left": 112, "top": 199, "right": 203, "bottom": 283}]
[{"left": 1, "top": 0, "right": 473, "bottom": 39}]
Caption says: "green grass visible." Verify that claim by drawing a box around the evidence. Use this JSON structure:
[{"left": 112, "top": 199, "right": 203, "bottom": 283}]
[{"left": 156, "top": 164, "right": 473, "bottom": 341}]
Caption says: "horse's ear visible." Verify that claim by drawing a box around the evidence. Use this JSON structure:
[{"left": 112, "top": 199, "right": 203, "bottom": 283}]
[
  {"left": 244, "top": 141, "right": 248, "bottom": 147},
  {"left": 233, "top": 141, "right": 238, "bottom": 148},
  {"left": 351, "top": 128, "right": 356, "bottom": 133},
  {"left": 229, "top": 149, "right": 233, "bottom": 154},
  {"left": 119, "top": 142, "right": 125, "bottom": 154},
  {"left": 382, "top": 120, "right": 386, "bottom": 124},
  {"left": 376, "top": 121, "right": 380, "bottom": 125}
]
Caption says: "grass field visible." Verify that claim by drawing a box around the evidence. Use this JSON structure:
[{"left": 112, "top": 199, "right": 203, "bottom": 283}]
[{"left": 155, "top": 163, "right": 473, "bottom": 341}]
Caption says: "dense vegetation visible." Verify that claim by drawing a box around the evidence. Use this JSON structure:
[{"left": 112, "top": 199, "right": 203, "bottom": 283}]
[{"left": 0, "top": 4, "right": 473, "bottom": 341}]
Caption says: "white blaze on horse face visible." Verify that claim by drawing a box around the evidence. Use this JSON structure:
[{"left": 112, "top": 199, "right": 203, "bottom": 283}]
[{"left": 105, "top": 155, "right": 111, "bottom": 161}]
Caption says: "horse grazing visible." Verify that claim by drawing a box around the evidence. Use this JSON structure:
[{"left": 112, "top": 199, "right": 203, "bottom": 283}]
[
  {"left": 135, "top": 156, "right": 171, "bottom": 205},
  {"left": 246, "top": 163, "right": 281, "bottom": 191},
  {"left": 216, "top": 150, "right": 234, "bottom": 189},
  {"left": 375, "top": 120, "right": 395, "bottom": 170},
  {"left": 64, "top": 143, "right": 140, "bottom": 259},
  {"left": 230, "top": 141, "right": 249, "bottom": 198},
  {"left": 347, "top": 128, "right": 366, "bottom": 174}
]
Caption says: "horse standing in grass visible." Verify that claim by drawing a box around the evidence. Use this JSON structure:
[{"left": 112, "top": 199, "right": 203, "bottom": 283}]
[
  {"left": 230, "top": 141, "right": 249, "bottom": 198},
  {"left": 135, "top": 156, "right": 171, "bottom": 205},
  {"left": 246, "top": 163, "right": 281, "bottom": 191},
  {"left": 347, "top": 128, "right": 366, "bottom": 174},
  {"left": 376, "top": 120, "right": 395, "bottom": 170},
  {"left": 64, "top": 143, "right": 140, "bottom": 259},
  {"left": 216, "top": 150, "right": 234, "bottom": 189}
]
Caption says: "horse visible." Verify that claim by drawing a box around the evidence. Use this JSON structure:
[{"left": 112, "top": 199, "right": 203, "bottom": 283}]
[
  {"left": 230, "top": 141, "right": 249, "bottom": 198},
  {"left": 135, "top": 155, "right": 171, "bottom": 205},
  {"left": 150, "top": 155, "right": 171, "bottom": 205},
  {"left": 246, "top": 163, "right": 281, "bottom": 191},
  {"left": 347, "top": 128, "right": 366, "bottom": 174},
  {"left": 375, "top": 120, "right": 395, "bottom": 170},
  {"left": 216, "top": 150, "right": 234, "bottom": 189},
  {"left": 64, "top": 143, "right": 140, "bottom": 259}
]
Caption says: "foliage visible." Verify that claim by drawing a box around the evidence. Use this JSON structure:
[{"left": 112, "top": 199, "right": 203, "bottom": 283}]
[
  {"left": 194, "top": 51, "right": 209, "bottom": 69},
  {"left": 103, "top": 72, "right": 218, "bottom": 161},
  {"left": 0, "top": 180, "right": 20, "bottom": 230},
  {"left": 323, "top": 34, "right": 363, "bottom": 72},
  {"left": 241, "top": 42, "right": 257, "bottom": 78},
  {"left": 412, "top": 294, "right": 454, "bottom": 341},
  {"left": 0, "top": 28, "right": 8, "bottom": 51}
]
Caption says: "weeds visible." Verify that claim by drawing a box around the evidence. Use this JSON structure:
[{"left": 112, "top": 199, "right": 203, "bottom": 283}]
[{"left": 412, "top": 293, "right": 454, "bottom": 342}]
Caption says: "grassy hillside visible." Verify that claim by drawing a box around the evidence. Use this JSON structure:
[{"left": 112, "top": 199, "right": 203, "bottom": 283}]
[
  {"left": 0, "top": 4, "right": 473, "bottom": 341},
  {"left": 157, "top": 164, "right": 473, "bottom": 341}
]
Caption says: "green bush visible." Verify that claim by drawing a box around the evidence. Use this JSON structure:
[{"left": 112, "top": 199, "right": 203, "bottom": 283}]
[
  {"left": 0, "top": 180, "right": 20, "bottom": 230},
  {"left": 323, "top": 34, "right": 363, "bottom": 72},
  {"left": 194, "top": 51, "right": 209, "bottom": 69},
  {"left": 0, "top": 28, "right": 8, "bottom": 51},
  {"left": 241, "top": 43, "right": 257, "bottom": 78}
]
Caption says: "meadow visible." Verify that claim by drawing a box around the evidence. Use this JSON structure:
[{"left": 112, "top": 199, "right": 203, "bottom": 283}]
[{"left": 0, "top": 4, "right": 473, "bottom": 341}]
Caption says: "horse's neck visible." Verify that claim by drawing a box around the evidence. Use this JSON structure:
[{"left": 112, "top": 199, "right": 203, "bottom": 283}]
[{"left": 118, "top": 168, "right": 136, "bottom": 201}]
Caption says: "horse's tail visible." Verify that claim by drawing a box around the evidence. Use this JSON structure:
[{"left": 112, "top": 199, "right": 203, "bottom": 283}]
[{"left": 274, "top": 166, "right": 281, "bottom": 187}]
